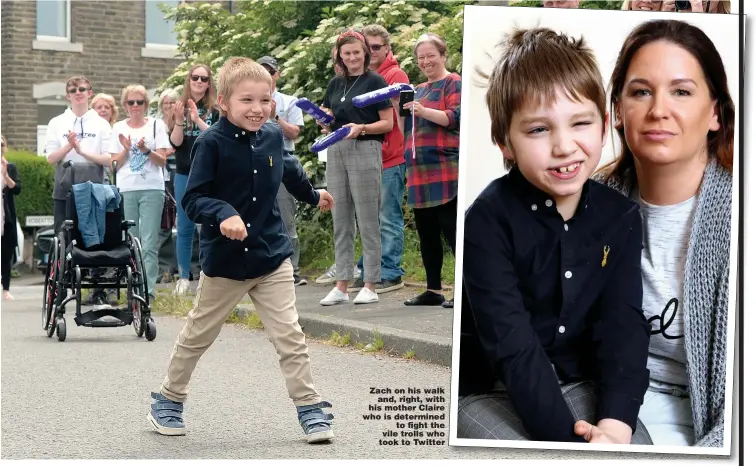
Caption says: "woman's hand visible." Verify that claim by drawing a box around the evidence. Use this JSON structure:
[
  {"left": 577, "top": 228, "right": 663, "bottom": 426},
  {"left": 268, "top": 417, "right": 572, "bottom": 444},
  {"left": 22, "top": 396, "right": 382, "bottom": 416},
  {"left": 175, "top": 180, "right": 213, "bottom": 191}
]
[
  {"left": 135, "top": 137, "right": 148, "bottom": 154},
  {"left": 403, "top": 101, "right": 427, "bottom": 118},
  {"left": 1, "top": 157, "right": 7, "bottom": 177},
  {"left": 173, "top": 101, "right": 186, "bottom": 125},
  {"left": 187, "top": 99, "right": 200, "bottom": 123},
  {"left": 118, "top": 134, "right": 133, "bottom": 151},
  {"left": 343, "top": 123, "right": 364, "bottom": 139}
]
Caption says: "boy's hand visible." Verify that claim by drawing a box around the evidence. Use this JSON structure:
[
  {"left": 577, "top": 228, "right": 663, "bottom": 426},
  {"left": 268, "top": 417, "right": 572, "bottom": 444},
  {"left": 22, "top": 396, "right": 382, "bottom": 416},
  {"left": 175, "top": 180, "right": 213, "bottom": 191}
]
[
  {"left": 317, "top": 189, "right": 334, "bottom": 212},
  {"left": 220, "top": 215, "right": 248, "bottom": 241},
  {"left": 574, "top": 420, "right": 631, "bottom": 444}
]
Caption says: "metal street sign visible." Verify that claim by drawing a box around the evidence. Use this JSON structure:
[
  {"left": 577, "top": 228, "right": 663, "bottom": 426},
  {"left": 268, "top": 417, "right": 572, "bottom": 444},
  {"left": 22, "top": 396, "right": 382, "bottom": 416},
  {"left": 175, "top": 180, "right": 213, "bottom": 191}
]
[{"left": 25, "top": 216, "right": 54, "bottom": 227}]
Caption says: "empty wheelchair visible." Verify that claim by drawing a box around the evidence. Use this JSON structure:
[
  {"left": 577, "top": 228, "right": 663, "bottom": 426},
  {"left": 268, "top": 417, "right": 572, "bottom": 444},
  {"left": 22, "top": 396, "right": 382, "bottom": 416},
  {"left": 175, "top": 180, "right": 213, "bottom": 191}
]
[{"left": 42, "top": 161, "right": 156, "bottom": 342}]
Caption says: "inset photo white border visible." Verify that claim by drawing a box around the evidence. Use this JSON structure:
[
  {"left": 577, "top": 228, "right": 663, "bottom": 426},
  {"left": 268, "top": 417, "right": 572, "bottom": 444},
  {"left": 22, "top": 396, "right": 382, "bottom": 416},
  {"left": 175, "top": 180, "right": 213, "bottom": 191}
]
[{"left": 450, "top": 4, "right": 740, "bottom": 457}]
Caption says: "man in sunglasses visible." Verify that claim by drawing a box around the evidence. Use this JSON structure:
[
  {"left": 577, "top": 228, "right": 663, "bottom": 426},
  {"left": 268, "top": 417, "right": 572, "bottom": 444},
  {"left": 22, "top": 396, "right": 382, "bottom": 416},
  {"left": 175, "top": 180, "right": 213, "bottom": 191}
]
[
  {"left": 44, "top": 75, "right": 114, "bottom": 304},
  {"left": 258, "top": 56, "right": 308, "bottom": 286}
]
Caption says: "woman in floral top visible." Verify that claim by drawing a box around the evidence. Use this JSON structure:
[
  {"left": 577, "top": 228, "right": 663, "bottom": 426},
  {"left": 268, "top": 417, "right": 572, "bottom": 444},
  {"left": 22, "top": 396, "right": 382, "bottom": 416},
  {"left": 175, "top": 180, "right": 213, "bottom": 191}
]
[{"left": 401, "top": 33, "right": 461, "bottom": 308}]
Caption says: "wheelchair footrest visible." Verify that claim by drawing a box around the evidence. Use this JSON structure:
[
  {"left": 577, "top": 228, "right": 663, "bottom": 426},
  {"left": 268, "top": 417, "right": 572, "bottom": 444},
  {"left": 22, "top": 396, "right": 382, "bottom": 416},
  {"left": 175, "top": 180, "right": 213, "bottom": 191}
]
[{"left": 74, "top": 307, "right": 134, "bottom": 327}]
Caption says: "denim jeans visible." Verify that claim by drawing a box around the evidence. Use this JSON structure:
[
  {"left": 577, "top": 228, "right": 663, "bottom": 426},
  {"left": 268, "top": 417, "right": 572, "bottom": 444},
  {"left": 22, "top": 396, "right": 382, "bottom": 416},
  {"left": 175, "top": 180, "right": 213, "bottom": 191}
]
[
  {"left": 358, "top": 163, "right": 406, "bottom": 282},
  {"left": 122, "top": 189, "right": 165, "bottom": 297},
  {"left": 173, "top": 173, "right": 195, "bottom": 280}
]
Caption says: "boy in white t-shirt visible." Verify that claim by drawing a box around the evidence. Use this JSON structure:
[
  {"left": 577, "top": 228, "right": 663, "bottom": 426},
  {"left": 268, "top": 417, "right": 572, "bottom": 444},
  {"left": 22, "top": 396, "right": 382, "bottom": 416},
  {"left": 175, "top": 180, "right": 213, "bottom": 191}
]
[
  {"left": 109, "top": 84, "right": 172, "bottom": 299},
  {"left": 45, "top": 76, "right": 114, "bottom": 305},
  {"left": 45, "top": 76, "right": 113, "bottom": 233}
]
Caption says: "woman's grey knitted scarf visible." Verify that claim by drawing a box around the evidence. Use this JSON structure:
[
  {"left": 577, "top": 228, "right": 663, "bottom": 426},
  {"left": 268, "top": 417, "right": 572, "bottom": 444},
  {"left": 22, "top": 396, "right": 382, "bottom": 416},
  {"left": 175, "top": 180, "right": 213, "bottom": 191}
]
[{"left": 597, "top": 159, "right": 733, "bottom": 448}]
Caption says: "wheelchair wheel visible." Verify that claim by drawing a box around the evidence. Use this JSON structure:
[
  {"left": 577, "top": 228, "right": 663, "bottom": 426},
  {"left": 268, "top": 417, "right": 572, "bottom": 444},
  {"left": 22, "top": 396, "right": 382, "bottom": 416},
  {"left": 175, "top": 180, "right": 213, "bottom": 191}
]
[
  {"left": 132, "top": 298, "right": 145, "bottom": 337},
  {"left": 129, "top": 235, "right": 149, "bottom": 302},
  {"left": 145, "top": 319, "right": 157, "bottom": 342},
  {"left": 56, "top": 317, "right": 66, "bottom": 342},
  {"left": 43, "top": 237, "right": 60, "bottom": 337}
]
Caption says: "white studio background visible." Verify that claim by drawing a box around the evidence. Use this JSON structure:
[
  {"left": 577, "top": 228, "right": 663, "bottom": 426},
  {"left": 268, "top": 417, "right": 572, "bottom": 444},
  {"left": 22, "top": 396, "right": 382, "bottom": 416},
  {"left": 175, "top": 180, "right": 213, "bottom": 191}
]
[{"left": 458, "top": 5, "right": 741, "bottom": 210}]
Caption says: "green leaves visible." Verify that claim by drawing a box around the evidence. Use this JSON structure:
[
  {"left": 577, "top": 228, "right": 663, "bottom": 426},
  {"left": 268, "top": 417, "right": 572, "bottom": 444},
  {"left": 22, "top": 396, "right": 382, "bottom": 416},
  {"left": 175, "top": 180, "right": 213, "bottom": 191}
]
[{"left": 159, "top": 0, "right": 469, "bottom": 182}]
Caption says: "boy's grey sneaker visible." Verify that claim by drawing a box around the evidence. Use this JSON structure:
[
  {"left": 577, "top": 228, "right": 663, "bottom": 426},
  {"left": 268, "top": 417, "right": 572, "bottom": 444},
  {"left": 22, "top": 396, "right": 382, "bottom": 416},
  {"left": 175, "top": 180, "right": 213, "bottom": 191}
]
[
  {"left": 297, "top": 401, "right": 335, "bottom": 443},
  {"left": 148, "top": 392, "right": 186, "bottom": 436}
]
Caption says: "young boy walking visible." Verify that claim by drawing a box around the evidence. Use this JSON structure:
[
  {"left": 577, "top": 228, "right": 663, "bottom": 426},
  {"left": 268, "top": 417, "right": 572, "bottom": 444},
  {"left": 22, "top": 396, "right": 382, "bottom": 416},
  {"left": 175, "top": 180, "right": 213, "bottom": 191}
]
[
  {"left": 148, "top": 57, "right": 336, "bottom": 444},
  {"left": 456, "top": 28, "right": 652, "bottom": 444}
]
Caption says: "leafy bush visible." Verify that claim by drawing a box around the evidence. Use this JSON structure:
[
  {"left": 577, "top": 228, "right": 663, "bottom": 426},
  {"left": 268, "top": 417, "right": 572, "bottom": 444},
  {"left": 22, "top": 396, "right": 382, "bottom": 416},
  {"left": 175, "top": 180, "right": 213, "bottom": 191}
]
[
  {"left": 4, "top": 150, "right": 55, "bottom": 226},
  {"left": 157, "top": 0, "right": 470, "bottom": 183}
]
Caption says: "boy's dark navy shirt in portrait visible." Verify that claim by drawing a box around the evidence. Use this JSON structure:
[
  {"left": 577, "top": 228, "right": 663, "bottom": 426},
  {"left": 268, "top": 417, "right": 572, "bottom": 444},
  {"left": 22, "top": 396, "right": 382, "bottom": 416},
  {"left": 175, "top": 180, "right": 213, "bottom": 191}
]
[
  {"left": 459, "top": 166, "right": 651, "bottom": 443},
  {"left": 182, "top": 117, "right": 320, "bottom": 281}
]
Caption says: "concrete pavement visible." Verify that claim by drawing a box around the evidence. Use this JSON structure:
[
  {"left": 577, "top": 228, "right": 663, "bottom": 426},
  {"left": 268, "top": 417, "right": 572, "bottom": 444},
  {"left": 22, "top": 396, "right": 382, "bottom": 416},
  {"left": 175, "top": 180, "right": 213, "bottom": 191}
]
[
  {"left": 156, "top": 277, "right": 456, "bottom": 366},
  {"left": 0, "top": 276, "right": 639, "bottom": 460}
]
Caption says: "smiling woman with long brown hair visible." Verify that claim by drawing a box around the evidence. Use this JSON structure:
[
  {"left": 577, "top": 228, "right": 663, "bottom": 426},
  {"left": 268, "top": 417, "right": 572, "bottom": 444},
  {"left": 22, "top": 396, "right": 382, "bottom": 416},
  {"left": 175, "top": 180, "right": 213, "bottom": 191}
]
[
  {"left": 170, "top": 64, "right": 220, "bottom": 296},
  {"left": 594, "top": 19, "right": 735, "bottom": 447}
]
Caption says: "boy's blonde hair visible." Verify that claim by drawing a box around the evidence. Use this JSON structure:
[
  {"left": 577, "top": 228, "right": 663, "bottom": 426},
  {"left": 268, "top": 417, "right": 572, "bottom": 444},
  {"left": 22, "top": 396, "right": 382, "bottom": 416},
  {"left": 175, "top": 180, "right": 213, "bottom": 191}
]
[
  {"left": 120, "top": 84, "right": 149, "bottom": 112},
  {"left": 484, "top": 28, "right": 606, "bottom": 170},
  {"left": 91, "top": 93, "right": 119, "bottom": 125},
  {"left": 216, "top": 57, "right": 273, "bottom": 116}
]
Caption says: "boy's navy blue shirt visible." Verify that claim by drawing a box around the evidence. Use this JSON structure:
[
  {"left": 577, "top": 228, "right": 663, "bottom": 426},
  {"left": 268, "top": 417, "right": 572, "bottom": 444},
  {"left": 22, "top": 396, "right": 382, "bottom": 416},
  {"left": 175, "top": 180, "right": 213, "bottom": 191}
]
[
  {"left": 459, "top": 166, "right": 650, "bottom": 443},
  {"left": 182, "top": 117, "right": 320, "bottom": 281}
]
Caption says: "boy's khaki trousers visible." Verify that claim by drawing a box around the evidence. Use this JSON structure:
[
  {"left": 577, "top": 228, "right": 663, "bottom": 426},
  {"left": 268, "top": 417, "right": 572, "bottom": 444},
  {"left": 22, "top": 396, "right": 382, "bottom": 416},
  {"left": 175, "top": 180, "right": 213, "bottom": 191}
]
[{"left": 160, "top": 259, "right": 321, "bottom": 406}]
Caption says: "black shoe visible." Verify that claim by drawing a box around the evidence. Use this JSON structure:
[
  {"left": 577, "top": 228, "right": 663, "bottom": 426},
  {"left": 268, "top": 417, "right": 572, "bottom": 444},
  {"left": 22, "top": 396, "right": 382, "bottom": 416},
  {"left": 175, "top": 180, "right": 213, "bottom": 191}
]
[
  {"left": 375, "top": 278, "right": 404, "bottom": 294},
  {"left": 404, "top": 291, "right": 445, "bottom": 306},
  {"left": 294, "top": 275, "right": 308, "bottom": 286},
  {"left": 442, "top": 298, "right": 454, "bottom": 308},
  {"left": 83, "top": 289, "right": 106, "bottom": 306}
]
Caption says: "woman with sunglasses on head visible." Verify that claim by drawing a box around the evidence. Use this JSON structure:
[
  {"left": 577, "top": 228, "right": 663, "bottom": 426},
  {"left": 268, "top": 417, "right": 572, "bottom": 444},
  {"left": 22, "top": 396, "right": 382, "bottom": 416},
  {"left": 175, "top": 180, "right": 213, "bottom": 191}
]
[
  {"left": 318, "top": 28, "right": 394, "bottom": 306},
  {"left": 170, "top": 64, "right": 220, "bottom": 296},
  {"left": 1, "top": 135, "right": 21, "bottom": 301},
  {"left": 110, "top": 85, "right": 172, "bottom": 301}
]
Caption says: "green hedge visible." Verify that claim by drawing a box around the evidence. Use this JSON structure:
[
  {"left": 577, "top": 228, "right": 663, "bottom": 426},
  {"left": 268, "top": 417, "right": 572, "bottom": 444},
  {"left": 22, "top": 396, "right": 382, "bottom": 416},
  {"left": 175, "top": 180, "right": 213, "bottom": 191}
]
[{"left": 5, "top": 150, "right": 55, "bottom": 226}]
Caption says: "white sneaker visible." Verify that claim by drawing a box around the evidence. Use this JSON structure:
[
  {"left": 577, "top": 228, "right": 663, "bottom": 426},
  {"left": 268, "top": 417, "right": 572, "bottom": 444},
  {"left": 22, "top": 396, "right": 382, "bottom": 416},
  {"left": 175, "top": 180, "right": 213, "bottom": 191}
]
[
  {"left": 353, "top": 287, "right": 379, "bottom": 305},
  {"left": 319, "top": 287, "right": 349, "bottom": 306},
  {"left": 172, "top": 278, "right": 190, "bottom": 296}
]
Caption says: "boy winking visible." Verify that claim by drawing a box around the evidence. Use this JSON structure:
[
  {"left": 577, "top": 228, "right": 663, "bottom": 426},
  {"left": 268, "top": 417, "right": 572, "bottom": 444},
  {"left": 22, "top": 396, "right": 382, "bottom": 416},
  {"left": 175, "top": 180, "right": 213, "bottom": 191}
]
[
  {"left": 148, "top": 57, "right": 336, "bottom": 444},
  {"left": 457, "top": 28, "right": 652, "bottom": 444}
]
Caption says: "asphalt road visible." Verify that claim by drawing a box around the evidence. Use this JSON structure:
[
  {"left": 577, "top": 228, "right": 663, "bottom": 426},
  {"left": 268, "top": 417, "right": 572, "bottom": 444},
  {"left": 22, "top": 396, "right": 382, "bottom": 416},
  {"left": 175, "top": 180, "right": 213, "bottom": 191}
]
[{"left": 1, "top": 278, "right": 654, "bottom": 460}]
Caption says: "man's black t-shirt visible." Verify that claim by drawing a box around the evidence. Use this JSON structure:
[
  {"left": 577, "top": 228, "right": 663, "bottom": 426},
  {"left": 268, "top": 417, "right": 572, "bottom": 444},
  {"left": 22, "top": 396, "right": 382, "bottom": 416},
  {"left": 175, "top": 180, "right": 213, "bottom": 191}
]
[
  {"left": 172, "top": 103, "right": 220, "bottom": 176},
  {"left": 322, "top": 71, "right": 391, "bottom": 143}
]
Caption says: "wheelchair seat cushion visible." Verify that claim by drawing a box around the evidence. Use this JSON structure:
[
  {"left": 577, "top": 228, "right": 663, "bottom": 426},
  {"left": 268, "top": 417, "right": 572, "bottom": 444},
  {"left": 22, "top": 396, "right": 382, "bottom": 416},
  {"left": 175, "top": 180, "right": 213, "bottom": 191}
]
[{"left": 68, "top": 243, "right": 132, "bottom": 267}]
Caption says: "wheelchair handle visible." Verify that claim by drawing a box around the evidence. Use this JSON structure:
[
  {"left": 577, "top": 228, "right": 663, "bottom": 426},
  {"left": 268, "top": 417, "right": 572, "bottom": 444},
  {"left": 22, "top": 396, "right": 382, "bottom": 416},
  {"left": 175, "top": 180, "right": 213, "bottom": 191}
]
[{"left": 112, "top": 160, "right": 118, "bottom": 185}]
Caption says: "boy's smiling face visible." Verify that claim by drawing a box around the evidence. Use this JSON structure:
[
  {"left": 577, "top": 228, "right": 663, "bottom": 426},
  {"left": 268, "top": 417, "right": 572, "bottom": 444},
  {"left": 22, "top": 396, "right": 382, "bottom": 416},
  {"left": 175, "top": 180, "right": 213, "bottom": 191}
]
[
  {"left": 506, "top": 88, "right": 607, "bottom": 211},
  {"left": 219, "top": 78, "right": 273, "bottom": 132}
]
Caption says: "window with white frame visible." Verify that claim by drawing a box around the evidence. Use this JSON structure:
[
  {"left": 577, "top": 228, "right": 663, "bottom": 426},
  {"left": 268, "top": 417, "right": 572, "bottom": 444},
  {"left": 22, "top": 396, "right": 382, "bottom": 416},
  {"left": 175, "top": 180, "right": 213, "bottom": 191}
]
[
  {"left": 145, "top": 0, "right": 179, "bottom": 46},
  {"left": 36, "top": 0, "right": 69, "bottom": 40},
  {"left": 37, "top": 100, "right": 70, "bottom": 156}
]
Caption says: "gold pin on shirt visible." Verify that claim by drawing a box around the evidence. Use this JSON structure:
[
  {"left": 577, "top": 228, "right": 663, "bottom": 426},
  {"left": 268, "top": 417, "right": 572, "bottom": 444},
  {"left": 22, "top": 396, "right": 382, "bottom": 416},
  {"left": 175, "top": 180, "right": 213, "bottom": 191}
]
[
  {"left": 601, "top": 245, "right": 610, "bottom": 267},
  {"left": 269, "top": 155, "right": 273, "bottom": 167}
]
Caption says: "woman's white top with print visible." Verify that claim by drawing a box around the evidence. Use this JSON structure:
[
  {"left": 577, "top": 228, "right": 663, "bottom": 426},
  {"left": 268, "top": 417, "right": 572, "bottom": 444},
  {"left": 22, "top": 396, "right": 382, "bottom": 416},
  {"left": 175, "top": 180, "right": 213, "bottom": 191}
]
[
  {"left": 109, "top": 117, "right": 170, "bottom": 192},
  {"left": 636, "top": 193, "right": 698, "bottom": 390}
]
